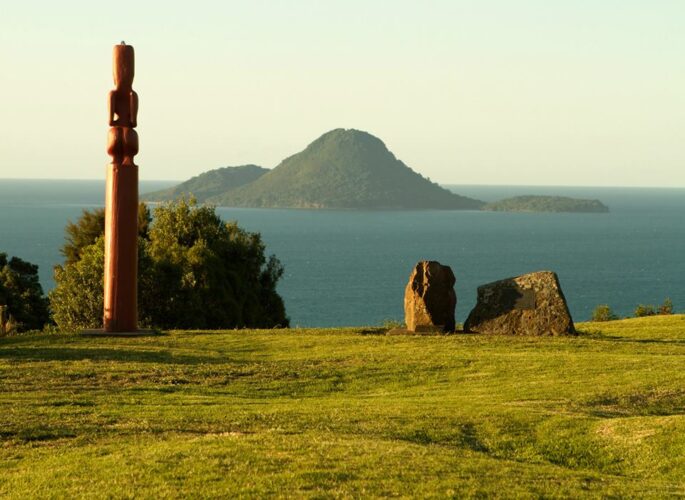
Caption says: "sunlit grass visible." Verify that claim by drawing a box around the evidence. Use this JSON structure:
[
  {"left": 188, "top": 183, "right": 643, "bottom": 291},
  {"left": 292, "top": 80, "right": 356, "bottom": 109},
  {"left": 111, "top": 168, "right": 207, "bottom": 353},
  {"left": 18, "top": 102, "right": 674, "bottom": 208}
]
[{"left": 1, "top": 316, "right": 684, "bottom": 497}]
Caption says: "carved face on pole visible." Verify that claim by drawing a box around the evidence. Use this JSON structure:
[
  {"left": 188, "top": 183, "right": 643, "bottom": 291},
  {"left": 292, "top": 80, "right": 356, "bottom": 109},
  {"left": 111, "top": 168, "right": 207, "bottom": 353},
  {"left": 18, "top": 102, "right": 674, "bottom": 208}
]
[
  {"left": 113, "top": 44, "right": 135, "bottom": 90},
  {"left": 108, "top": 42, "right": 139, "bottom": 161}
]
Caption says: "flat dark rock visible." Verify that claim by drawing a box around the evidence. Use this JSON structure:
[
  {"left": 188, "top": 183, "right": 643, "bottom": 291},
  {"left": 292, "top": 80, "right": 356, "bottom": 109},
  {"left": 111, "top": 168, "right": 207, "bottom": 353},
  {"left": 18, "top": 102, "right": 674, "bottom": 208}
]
[{"left": 464, "top": 271, "right": 575, "bottom": 336}]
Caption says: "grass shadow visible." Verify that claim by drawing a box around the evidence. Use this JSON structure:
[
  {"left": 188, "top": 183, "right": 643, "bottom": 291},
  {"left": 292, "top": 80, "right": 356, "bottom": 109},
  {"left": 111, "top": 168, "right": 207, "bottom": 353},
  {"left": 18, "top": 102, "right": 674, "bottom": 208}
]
[
  {"left": 583, "top": 388, "right": 685, "bottom": 418},
  {"left": 0, "top": 346, "right": 248, "bottom": 365},
  {"left": 582, "top": 334, "right": 685, "bottom": 345}
]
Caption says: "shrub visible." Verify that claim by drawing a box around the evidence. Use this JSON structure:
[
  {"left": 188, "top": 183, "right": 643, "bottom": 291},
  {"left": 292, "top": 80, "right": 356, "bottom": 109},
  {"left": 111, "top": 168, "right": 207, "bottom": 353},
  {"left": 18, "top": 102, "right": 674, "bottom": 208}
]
[
  {"left": 634, "top": 304, "right": 657, "bottom": 317},
  {"left": 0, "top": 253, "right": 50, "bottom": 332},
  {"left": 0, "top": 305, "right": 17, "bottom": 335},
  {"left": 50, "top": 199, "right": 289, "bottom": 331},
  {"left": 50, "top": 238, "right": 106, "bottom": 331},
  {"left": 591, "top": 304, "right": 618, "bottom": 322},
  {"left": 381, "top": 319, "right": 404, "bottom": 329},
  {"left": 658, "top": 298, "right": 674, "bottom": 315}
]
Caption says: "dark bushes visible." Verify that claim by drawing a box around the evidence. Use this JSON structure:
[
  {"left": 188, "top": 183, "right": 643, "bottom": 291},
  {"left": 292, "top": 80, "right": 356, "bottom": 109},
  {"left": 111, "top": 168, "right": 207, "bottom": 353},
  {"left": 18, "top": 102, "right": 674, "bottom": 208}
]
[{"left": 0, "top": 253, "right": 50, "bottom": 333}]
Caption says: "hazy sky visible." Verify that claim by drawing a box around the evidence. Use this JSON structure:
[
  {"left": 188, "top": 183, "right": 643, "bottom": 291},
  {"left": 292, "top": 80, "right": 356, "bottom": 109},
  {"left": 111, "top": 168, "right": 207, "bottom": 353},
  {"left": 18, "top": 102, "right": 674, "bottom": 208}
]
[{"left": 1, "top": 0, "right": 683, "bottom": 186}]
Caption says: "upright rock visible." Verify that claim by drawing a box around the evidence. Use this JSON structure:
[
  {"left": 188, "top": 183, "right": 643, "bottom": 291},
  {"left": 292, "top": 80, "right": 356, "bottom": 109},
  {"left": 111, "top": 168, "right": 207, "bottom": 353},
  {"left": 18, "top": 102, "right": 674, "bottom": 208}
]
[
  {"left": 404, "top": 261, "right": 456, "bottom": 333},
  {"left": 464, "top": 271, "right": 575, "bottom": 335}
]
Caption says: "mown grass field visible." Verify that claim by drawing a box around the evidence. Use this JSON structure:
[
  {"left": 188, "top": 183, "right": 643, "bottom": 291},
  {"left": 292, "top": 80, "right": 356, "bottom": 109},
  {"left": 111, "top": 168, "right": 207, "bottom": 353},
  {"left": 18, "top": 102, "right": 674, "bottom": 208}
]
[{"left": 1, "top": 316, "right": 684, "bottom": 498}]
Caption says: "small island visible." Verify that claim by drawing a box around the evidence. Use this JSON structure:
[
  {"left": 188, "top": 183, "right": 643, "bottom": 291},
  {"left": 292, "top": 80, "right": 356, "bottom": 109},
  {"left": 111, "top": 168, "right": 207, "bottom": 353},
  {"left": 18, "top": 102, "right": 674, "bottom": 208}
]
[{"left": 483, "top": 195, "right": 609, "bottom": 213}]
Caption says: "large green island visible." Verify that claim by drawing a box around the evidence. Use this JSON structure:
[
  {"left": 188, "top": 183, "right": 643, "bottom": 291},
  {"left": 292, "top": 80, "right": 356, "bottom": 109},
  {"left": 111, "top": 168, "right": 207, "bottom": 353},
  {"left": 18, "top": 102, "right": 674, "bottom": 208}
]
[
  {"left": 145, "top": 129, "right": 484, "bottom": 210},
  {"left": 145, "top": 129, "right": 609, "bottom": 213},
  {"left": 483, "top": 195, "right": 609, "bottom": 213}
]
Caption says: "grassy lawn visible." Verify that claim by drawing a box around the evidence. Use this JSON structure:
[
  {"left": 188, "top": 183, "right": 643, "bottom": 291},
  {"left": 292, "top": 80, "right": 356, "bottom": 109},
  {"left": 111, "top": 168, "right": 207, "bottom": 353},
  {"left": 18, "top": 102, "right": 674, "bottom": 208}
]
[{"left": 1, "top": 316, "right": 684, "bottom": 498}]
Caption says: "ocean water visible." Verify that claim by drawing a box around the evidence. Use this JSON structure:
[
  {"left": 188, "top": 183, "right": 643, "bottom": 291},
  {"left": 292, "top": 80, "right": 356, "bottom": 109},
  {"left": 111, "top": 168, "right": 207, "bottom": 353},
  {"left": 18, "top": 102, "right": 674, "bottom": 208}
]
[{"left": 0, "top": 179, "right": 683, "bottom": 327}]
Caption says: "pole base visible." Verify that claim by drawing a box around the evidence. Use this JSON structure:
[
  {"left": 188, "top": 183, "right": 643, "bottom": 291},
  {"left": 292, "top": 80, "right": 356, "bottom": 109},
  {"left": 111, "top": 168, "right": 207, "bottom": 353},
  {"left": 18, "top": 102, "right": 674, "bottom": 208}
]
[{"left": 80, "top": 329, "right": 160, "bottom": 337}]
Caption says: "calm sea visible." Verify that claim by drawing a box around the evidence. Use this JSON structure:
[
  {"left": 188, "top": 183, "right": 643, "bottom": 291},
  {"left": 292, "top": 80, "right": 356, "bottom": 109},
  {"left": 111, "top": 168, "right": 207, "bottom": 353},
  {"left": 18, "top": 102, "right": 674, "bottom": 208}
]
[{"left": 0, "top": 179, "right": 683, "bottom": 326}]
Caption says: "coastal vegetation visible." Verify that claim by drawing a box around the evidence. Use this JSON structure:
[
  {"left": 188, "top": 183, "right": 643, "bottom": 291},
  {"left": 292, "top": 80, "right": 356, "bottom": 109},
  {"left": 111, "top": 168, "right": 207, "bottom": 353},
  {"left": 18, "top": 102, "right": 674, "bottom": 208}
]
[
  {"left": 49, "top": 199, "right": 288, "bottom": 331},
  {"left": 591, "top": 304, "right": 618, "bottom": 322},
  {"left": 592, "top": 299, "right": 674, "bottom": 322},
  {"left": 635, "top": 298, "right": 674, "bottom": 317},
  {"left": 0, "top": 316, "right": 684, "bottom": 497},
  {"left": 483, "top": 195, "right": 609, "bottom": 213}
]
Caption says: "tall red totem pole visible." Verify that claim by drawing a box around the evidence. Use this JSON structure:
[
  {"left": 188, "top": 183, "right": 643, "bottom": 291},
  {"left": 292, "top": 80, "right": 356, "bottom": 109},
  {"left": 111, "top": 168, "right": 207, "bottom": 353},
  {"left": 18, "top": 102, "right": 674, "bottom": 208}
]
[{"left": 104, "top": 42, "right": 139, "bottom": 332}]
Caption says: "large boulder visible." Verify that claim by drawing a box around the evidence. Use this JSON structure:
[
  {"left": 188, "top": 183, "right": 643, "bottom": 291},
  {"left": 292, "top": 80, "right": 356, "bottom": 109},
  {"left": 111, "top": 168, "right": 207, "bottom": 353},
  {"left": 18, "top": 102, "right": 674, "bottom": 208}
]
[
  {"left": 464, "top": 271, "right": 575, "bottom": 335},
  {"left": 404, "top": 261, "right": 456, "bottom": 333}
]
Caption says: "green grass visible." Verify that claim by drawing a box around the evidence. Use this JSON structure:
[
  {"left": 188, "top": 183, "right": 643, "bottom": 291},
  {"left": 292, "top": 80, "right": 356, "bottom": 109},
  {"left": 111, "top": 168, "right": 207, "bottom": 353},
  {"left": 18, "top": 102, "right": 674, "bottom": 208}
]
[{"left": 1, "top": 316, "right": 685, "bottom": 498}]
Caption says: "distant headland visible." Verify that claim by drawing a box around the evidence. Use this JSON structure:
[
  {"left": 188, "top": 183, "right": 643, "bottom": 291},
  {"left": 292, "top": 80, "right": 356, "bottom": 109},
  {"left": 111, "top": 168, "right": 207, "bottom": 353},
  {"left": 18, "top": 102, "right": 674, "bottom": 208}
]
[{"left": 144, "top": 129, "right": 608, "bottom": 213}]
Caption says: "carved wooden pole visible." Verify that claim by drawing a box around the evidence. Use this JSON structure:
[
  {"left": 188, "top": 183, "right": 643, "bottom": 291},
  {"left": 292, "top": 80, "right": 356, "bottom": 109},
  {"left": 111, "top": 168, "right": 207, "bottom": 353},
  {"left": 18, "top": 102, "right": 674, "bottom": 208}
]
[{"left": 103, "top": 42, "right": 139, "bottom": 332}]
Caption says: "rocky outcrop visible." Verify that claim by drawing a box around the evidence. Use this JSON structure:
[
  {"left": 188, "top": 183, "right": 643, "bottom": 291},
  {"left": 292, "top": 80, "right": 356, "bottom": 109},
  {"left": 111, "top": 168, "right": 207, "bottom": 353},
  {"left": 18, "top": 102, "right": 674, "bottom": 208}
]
[
  {"left": 404, "top": 261, "right": 456, "bottom": 333},
  {"left": 464, "top": 271, "right": 575, "bottom": 335}
]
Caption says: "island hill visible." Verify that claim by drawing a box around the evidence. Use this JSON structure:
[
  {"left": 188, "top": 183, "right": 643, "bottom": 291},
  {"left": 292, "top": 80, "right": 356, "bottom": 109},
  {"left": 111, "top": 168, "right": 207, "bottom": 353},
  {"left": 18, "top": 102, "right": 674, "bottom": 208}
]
[
  {"left": 146, "top": 129, "right": 482, "bottom": 210},
  {"left": 145, "top": 129, "right": 608, "bottom": 213}
]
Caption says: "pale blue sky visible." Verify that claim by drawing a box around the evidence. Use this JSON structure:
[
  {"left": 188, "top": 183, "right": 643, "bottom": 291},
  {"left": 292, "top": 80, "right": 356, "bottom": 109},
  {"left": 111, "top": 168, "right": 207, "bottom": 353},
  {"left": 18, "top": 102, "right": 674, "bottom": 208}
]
[{"left": 1, "top": 0, "right": 683, "bottom": 186}]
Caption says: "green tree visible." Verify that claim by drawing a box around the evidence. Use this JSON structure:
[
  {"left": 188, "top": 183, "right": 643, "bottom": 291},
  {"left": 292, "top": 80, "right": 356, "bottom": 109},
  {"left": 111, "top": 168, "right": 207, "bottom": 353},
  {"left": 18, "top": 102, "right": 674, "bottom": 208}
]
[
  {"left": 50, "top": 239, "right": 105, "bottom": 331},
  {"left": 50, "top": 199, "right": 289, "bottom": 331},
  {"left": 0, "top": 253, "right": 50, "bottom": 332},
  {"left": 62, "top": 203, "right": 151, "bottom": 265}
]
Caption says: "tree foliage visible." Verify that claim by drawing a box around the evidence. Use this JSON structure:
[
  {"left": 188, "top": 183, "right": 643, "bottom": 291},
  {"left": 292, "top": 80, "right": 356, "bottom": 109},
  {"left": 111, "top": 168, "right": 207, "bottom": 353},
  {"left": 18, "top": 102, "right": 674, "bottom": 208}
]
[
  {"left": 50, "top": 239, "right": 105, "bottom": 330},
  {"left": 50, "top": 199, "right": 289, "bottom": 331},
  {"left": 62, "top": 203, "right": 151, "bottom": 265},
  {"left": 0, "top": 253, "right": 50, "bottom": 332}
]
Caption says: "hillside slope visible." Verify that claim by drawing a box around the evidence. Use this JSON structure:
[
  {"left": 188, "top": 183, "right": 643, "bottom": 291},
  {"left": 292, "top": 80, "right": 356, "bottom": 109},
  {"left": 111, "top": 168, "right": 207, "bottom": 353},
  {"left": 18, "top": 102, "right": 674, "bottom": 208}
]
[
  {"left": 143, "top": 165, "right": 268, "bottom": 202},
  {"left": 208, "top": 129, "right": 484, "bottom": 209}
]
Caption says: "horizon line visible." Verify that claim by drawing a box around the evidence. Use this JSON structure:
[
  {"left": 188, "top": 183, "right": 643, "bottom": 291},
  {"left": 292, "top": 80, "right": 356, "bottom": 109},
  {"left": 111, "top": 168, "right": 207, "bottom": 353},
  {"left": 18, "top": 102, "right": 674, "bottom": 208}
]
[{"left": 1, "top": 177, "right": 685, "bottom": 190}]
